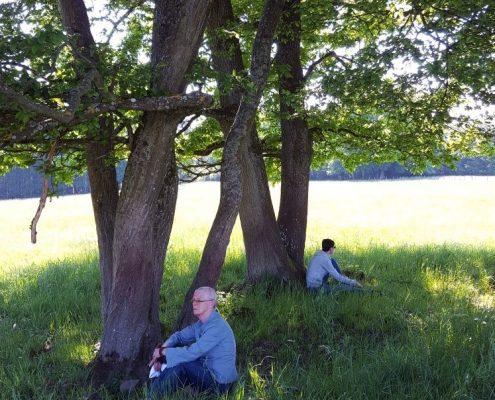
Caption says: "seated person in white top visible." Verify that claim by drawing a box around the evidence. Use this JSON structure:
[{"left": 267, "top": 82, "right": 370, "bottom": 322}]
[{"left": 306, "top": 239, "right": 363, "bottom": 294}]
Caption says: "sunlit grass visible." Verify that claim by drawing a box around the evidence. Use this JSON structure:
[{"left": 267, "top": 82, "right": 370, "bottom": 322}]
[{"left": 0, "top": 177, "right": 494, "bottom": 399}]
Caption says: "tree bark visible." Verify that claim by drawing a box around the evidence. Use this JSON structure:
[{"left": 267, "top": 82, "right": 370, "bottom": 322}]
[
  {"left": 58, "top": 0, "right": 211, "bottom": 382},
  {"left": 239, "top": 125, "right": 303, "bottom": 281},
  {"left": 96, "top": 0, "right": 209, "bottom": 380},
  {"left": 207, "top": 0, "right": 302, "bottom": 284},
  {"left": 85, "top": 117, "right": 119, "bottom": 324},
  {"left": 58, "top": 0, "right": 120, "bottom": 326},
  {"left": 98, "top": 113, "right": 180, "bottom": 380},
  {"left": 276, "top": 0, "right": 312, "bottom": 270},
  {"left": 176, "top": 0, "right": 286, "bottom": 328}
]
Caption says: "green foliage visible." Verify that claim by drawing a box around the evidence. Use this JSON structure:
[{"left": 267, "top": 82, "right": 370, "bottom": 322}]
[
  {"left": 295, "top": 0, "right": 494, "bottom": 175},
  {"left": 0, "top": 0, "right": 493, "bottom": 183},
  {"left": 177, "top": 117, "right": 223, "bottom": 159},
  {"left": 0, "top": 1, "right": 151, "bottom": 185}
]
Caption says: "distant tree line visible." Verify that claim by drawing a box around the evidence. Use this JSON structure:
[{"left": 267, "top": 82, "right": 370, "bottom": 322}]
[
  {"left": 1, "top": 157, "right": 493, "bottom": 200},
  {"left": 311, "top": 157, "right": 495, "bottom": 180},
  {"left": 0, "top": 162, "right": 126, "bottom": 200}
]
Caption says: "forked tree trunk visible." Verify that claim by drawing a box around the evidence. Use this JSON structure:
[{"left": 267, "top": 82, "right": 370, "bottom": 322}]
[
  {"left": 276, "top": 0, "right": 312, "bottom": 269},
  {"left": 176, "top": 0, "right": 286, "bottom": 328},
  {"left": 240, "top": 125, "right": 302, "bottom": 281},
  {"left": 207, "top": 0, "right": 302, "bottom": 285},
  {"left": 98, "top": 114, "right": 180, "bottom": 380},
  {"left": 58, "top": 0, "right": 211, "bottom": 382}
]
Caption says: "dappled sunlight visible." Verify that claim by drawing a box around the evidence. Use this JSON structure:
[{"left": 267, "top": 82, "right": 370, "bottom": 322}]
[
  {"left": 65, "top": 341, "right": 96, "bottom": 365},
  {"left": 471, "top": 293, "right": 495, "bottom": 311},
  {"left": 1, "top": 240, "right": 494, "bottom": 399},
  {"left": 419, "top": 262, "right": 495, "bottom": 315},
  {"left": 421, "top": 268, "right": 478, "bottom": 300}
]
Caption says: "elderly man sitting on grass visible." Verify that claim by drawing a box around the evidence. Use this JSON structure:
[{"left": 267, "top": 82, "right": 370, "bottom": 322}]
[
  {"left": 147, "top": 286, "right": 238, "bottom": 399},
  {"left": 307, "top": 238, "right": 364, "bottom": 294}
]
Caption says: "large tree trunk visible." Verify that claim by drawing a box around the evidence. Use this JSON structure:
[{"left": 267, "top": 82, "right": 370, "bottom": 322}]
[
  {"left": 207, "top": 0, "right": 302, "bottom": 285},
  {"left": 98, "top": 113, "right": 180, "bottom": 380},
  {"left": 96, "top": 0, "right": 210, "bottom": 379},
  {"left": 276, "top": 0, "right": 312, "bottom": 270},
  {"left": 58, "top": 0, "right": 120, "bottom": 324},
  {"left": 58, "top": 0, "right": 211, "bottom": 382},
  {"left": 239, "top": 126, "right": 302, "bottom": 281},
  {"left": 176, "top": 0, "right": 285, "bottom": 328},
  {"left": 85, "top": 117, "right": 119, "bottom": 324}
]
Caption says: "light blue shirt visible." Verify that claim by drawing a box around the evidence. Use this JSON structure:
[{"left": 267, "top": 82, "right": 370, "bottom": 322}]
[
  {"left": 164, "top": 310, "right": 238, "bottom": 384},
  {"left": 306, "top": 250, "right": 358, "bottom": 288}
]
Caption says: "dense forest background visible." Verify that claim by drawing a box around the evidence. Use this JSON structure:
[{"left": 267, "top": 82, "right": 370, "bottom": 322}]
[{"left": 1, "top": 157, "right": 493, "bottom": 200}]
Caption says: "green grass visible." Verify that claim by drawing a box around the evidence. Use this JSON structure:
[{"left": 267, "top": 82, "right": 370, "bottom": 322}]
[{"left": 1, "top": 177, "right": 494, "bottom": 399}]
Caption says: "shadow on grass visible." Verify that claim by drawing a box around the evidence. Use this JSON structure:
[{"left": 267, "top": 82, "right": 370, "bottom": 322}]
[
  {"left": 0, "top": 252, "right": 101, "bottom": 399},
  {"left": 1, "top": 244, "right": 494, "bottom": 399}
]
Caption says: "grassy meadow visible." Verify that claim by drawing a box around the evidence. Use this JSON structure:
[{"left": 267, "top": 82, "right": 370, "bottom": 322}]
[{"left": 0, "top": 176, "right": 494, "bottom": 399}]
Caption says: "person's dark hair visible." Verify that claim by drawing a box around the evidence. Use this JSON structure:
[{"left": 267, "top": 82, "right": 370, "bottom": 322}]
[{"left": 322, "top": 239, "right": 335, "bottom": 252}]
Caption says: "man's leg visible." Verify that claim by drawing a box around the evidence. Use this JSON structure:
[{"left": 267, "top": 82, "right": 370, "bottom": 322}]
[
  {"left": 180, "top": 360, "right": 216, "bottom": 393},
  {"left": 178, "top": 362, "right": 235, "bottom": 394},
  {"left": 148, "top": 364, "right": 186, "bottom": 399},
  {"left": 320, "top": 274, "right": 333, "bottom": 294},
  {"left": 147, "top": 360, "right": 215, "bottom": 399}
]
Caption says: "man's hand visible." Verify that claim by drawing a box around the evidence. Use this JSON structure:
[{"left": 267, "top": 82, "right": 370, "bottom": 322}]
[
  {"left": 148, "top": 345, "right": 165, "bottom": 367},
  {"left": 153, "top": 360, "right": 162, "bottom": 372},
  {"left": 152, "top": 347, "right": 162, "bottom": 359}
]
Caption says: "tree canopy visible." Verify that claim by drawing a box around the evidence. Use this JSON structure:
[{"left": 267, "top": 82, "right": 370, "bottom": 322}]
[{"left": 1, "top": 0, "right": 493, "bottom": 182}]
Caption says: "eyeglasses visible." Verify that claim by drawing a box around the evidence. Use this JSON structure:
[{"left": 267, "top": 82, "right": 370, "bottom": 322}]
[{"left": 191, "top": 298, "right": 215, "bottom": 303}]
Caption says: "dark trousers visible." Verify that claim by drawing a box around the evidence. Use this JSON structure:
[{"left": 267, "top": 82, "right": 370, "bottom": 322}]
[{"left": 148, "top": 360, "right": 233, "bottom": 399}]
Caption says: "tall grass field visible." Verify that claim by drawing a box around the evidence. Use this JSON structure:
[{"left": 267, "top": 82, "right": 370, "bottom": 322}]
[{"left": 1, "top": 177, "right": 494, "bottom": 399}]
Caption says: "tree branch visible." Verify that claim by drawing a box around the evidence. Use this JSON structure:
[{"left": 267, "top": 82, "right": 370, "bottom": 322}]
[
  {"left": 30, "top": 140, "right": 58, "bottom": 244},
  {"left": 66, "top": 69, "right": 97, "bottom": 114},
  {"left": 176, "top": 113, "right": 202, "bottom": 137},
  {"left": 0, "top": 74, "right": 72, "bottom": 123},
  {"left": 303, "top": 51, "right": 352, "bottom": 82},
  {"left": 1, "top": 92, "right": 213, "bottom": 146},
  {"left": 105, "top": 0, "right": 146, "bottom": 44},
  {"left": 178, "top": 159, "right": 221, "bottom": 182},
  {"left": 262, "top": 150, "right": 280, "bottom": 158},
  {"left": 86, "top": 92, "right": 213, "bottom": 114},
  {"left": 0, "top": 68, "right": 99, "bottom": 123},
  {"left": 177, "top": 139, "right": 225, "bottom": 157},
  {"left": 3, "top": 118, "right": 62, "bottom": 145}
]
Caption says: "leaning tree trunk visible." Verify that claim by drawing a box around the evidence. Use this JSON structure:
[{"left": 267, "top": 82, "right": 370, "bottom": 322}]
[
  {"left": 207, "top": 0, "right": 302, "bottom": 285},
  {"left": 57, "top": 0, "right": 120, "bottom": 333},
  {"left": 176, "top": 0, "right": 286, "bottom": 328},
  {"left": 85, "top": 117, "right": 119, "bottom": 324},
  {"left": 276, "top": 0, "right": 312, "bottom": 269},
  {"left": 58, "top": 0, "right": 211, "bottom": 382}
]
